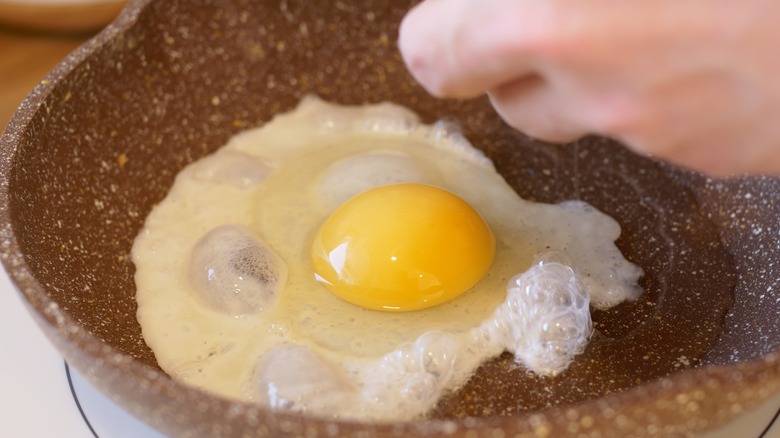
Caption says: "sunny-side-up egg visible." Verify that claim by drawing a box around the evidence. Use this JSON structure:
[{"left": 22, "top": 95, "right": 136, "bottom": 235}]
[{"left": 132, "top": 96, "right": 644, "bottom": 422}]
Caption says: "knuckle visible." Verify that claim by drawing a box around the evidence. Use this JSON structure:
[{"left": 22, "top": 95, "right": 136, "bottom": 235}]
[{"left": 586, "top": 95, "right": 642, "bottom": 138}]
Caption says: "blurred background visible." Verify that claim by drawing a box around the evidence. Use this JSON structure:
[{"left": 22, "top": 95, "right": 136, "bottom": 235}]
[{"left": 0, "top": 0, "right": 126, "bottom": 127}]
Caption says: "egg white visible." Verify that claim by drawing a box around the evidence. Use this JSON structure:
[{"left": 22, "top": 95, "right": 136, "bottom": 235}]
[{"left": 132, "top": 96, "right": 643, "bottom": 421}]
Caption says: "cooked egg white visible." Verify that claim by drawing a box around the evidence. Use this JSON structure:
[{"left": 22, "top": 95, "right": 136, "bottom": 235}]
[{"left": 133, "top": 96, "right": 643, "bottom": 422}]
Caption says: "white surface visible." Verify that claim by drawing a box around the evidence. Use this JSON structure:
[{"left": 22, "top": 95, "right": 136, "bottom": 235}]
[
  {"left": 68, "top": 367, "right": 166, "bottom": 437},
  {"left": 0, "top": 264, "right": 777, "bottom": 437},
  {"left": 0, "top": 266, "right": 165, "bottom": 437},
  {"left": 0, "top": 272, "right": 90, "bottom": 436}
]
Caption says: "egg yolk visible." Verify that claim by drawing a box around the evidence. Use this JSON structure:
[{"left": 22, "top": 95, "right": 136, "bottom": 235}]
[{"left": 310, "top": 183, "right": 495, "bottom": 311}]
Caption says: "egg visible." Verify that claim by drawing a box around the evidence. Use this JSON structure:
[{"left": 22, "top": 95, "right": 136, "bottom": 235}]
[
  {"left": 311, "top": 183, "right": 496, "bottom": 311},
  {"left": 132, "top": 96, "right": 643, "bottom": 422}
]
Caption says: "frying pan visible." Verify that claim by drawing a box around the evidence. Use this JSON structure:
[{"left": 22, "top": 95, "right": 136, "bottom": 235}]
[{"left": 1, "top": 0, "right": 778, "bottom": 436}]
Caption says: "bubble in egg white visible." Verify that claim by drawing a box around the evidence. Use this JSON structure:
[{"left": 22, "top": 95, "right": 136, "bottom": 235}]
[
  {"left": 252, "top": 345, "right": 356, "bottom": 412},
  {"left": 189, "top": 224, "right": 287, "bottom": 315},
  {"left": 191, "top": 150, "right": 274, "bottom": 188},
  {"left": 132, "top": 96, "right": 644, "bottom": 422},
  {"left": 315, "top": 150, "right": 431, "bottom": 209},
  {"left": 495, "top": 253, "right": 592, "bottom": 375}
]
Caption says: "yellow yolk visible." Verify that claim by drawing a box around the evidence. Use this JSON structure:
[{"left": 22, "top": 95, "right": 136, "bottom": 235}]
[{"left": 310, "top": 183, "right": 496, "bottom": 311}]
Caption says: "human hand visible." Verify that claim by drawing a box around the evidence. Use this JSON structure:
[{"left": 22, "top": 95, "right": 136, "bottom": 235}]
[{"left": 398, "top": 0, "right": 780, "bottom": 177}]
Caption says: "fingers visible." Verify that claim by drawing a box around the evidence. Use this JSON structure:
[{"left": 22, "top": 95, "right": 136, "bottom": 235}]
[
  {"left": 398, "top": 0, "right": 554, "bottom": 98},
  {"left": 632, "top": 114, "right": 780, "bottom": 177},
  {"left": 487, "top": 76, "right": 588, "bottom": 143},
  {"left": 398, "top": 0, "right": 780, "bottom": 176}
]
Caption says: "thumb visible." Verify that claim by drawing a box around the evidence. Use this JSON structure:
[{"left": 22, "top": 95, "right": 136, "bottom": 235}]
[{"left": 398, "top": 0, "right": 557, "bottom": 98}]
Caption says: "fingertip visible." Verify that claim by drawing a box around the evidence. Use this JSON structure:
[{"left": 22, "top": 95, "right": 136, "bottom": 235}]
[
  {"left": 397, "top": 0, "right": 488, "bottom": 99},
  {"left": 487, "top": 78, "right": 588, "bottom": 143},
  {"left": 397, "top": 10, "right": 450, "bottom": 96},
  {"left": 399, "top": 0, "right": 564, "bottom": 101},
  {"left": 396, "top": 3, "right": 420, "bottom": 68},
  {"left": 398, "top": 3, "right": 440, "bottom": 96}
]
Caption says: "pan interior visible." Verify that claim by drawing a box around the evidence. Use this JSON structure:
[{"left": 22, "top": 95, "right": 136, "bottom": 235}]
[{"left": 5, "top": 0, "right": 778, "bottom": 421}]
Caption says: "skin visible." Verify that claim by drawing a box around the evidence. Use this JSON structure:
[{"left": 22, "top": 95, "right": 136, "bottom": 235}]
[{"left": 398, "top": 0, "right": 780, "bottom": 177}]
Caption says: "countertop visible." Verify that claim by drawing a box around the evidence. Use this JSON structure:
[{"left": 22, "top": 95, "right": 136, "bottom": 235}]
[{"left": 0, "top": 27, "right": 89, "bottom": 129}]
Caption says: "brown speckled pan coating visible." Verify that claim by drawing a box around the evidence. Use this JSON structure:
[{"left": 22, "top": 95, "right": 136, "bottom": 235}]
[{"left": 1, "top": 0, "right": 778, "bottom": 436}]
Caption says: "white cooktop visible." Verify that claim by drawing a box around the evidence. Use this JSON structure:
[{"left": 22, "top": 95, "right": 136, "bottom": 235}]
[
  {"left": 0, "top": 266, "right": 777, "bottom": 437},
  {"left": 0, "top": 266, "right": 164, "bottom": 437}
]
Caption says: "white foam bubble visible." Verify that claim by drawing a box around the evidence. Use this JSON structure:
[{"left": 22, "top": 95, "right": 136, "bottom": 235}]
[{"left": 492, "top": 255, "right": 592, "bottom": 375}]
